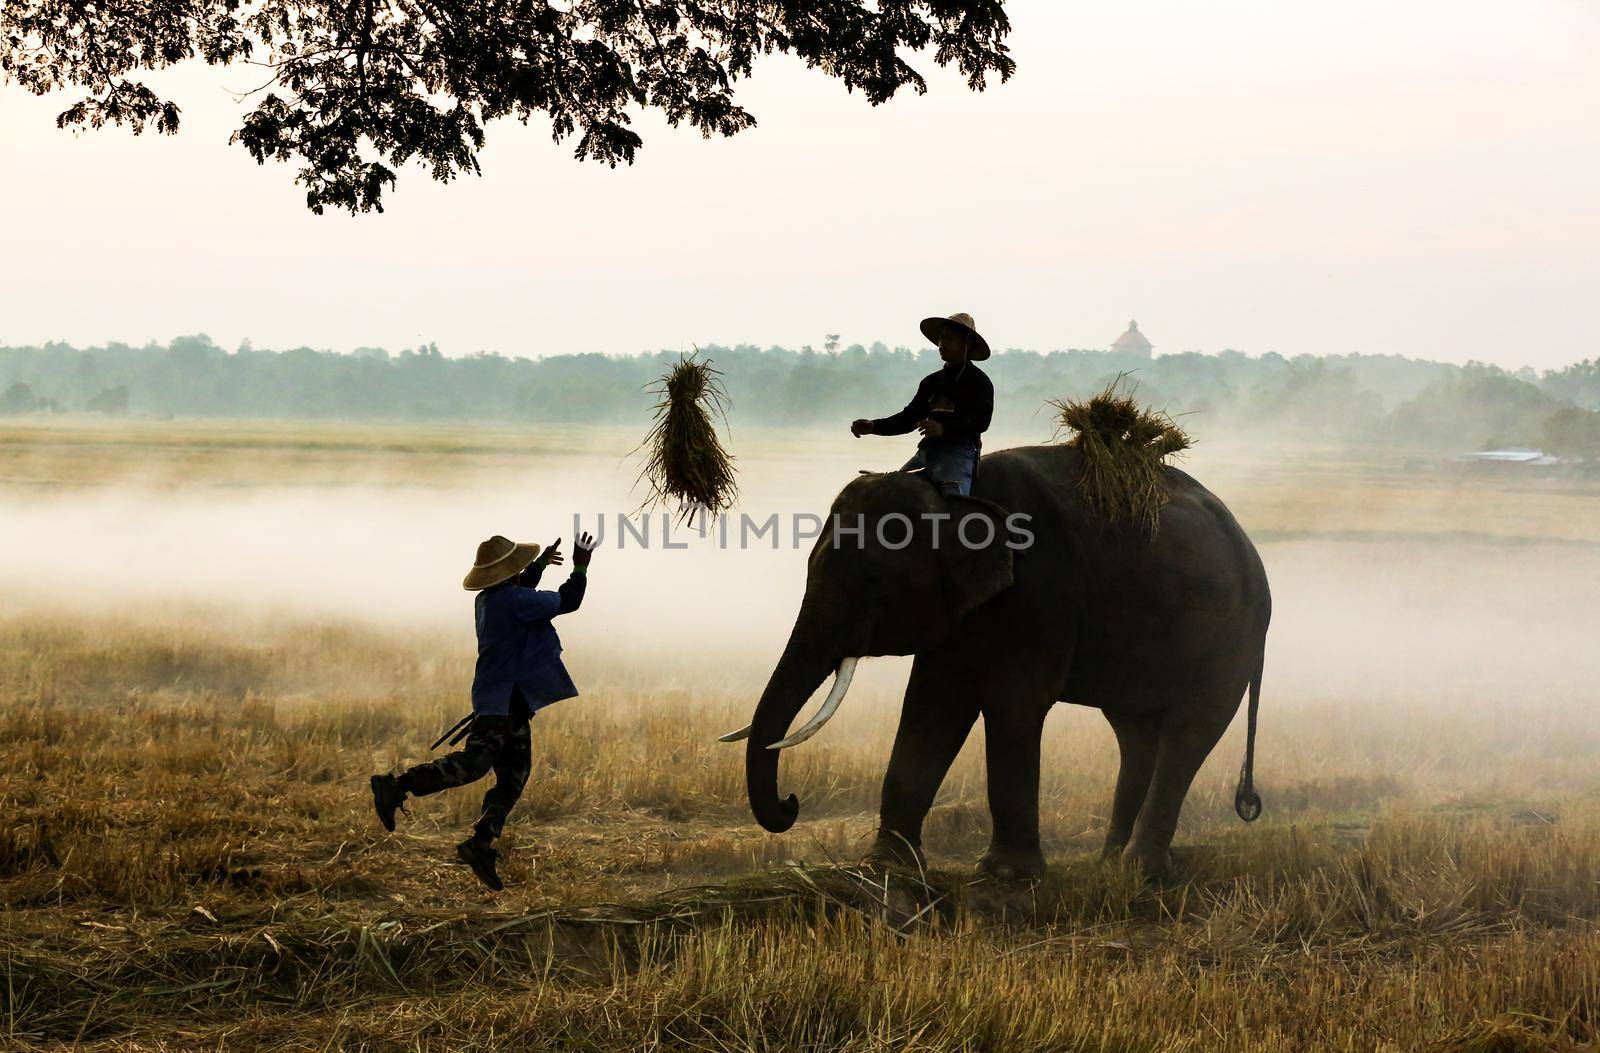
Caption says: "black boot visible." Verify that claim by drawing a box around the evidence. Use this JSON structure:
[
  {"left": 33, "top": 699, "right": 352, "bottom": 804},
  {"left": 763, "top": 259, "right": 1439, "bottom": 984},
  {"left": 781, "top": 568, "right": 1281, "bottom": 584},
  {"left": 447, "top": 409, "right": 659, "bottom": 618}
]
[
  {"left": 456, "top": 837, "right": 504, "bottom": 891},
  {"left": 370, "top": 773, "right": 408, "bottom": 832}
]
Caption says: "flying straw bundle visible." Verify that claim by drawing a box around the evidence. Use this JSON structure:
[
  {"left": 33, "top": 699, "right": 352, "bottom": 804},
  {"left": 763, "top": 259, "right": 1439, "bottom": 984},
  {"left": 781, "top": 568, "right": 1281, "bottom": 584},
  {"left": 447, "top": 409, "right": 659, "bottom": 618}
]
[
  {"left": 1049, "top": 378, "right": 1192, "bottom": 536},
  {"left": 637, "top": 352, "right": 738, "bottom": 522}
]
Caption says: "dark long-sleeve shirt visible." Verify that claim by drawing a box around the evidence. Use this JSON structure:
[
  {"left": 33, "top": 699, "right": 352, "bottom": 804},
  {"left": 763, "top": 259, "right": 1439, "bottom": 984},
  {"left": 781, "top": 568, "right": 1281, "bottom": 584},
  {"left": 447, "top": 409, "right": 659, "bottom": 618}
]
[
  {"left": 514, "top": 559, "right": 586, "bottom": 613},
  {"left": 469, "top": 561, "right": 588, "bottom": 716},
  {"left": 871, "top": 362, "right": 994, "bottom": 449}
]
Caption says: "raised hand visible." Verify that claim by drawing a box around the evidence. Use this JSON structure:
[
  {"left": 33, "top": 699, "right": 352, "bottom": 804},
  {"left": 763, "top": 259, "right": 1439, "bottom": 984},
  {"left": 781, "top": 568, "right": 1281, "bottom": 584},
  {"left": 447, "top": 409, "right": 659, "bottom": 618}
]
[
  {"left": 541, "top": 538, "right": 565, "bottom": 566},
  {"left": 573, "top": 531, "right": 597, "bottom": 568}
]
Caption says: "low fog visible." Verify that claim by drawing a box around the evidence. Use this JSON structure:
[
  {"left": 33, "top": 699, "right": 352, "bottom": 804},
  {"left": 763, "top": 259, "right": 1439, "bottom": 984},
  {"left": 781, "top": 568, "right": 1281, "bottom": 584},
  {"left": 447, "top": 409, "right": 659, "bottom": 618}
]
[{"left": 2, "top": 428, "right": 1596, "bottom": 715}]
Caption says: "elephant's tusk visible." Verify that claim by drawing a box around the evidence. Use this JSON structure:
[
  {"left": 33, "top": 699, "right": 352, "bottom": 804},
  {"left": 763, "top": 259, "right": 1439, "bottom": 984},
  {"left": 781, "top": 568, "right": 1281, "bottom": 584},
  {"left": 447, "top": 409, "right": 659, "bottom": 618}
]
[
  {"left": 717, "top": 724, "right": 753, "bottom": 742},
  {"left": 768, "top": 658, "right": 859, "bottom": 750}
]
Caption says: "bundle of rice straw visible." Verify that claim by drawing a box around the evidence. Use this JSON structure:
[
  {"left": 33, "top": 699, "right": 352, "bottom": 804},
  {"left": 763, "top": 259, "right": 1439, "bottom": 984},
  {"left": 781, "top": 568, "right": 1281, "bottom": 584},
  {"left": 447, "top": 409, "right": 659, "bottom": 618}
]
[
  {"left": 637, "top": 352, "right": 738, "bottom": 522},
  {"left": 1049, "top": 377, "right": 1192, "bottom": 536}
]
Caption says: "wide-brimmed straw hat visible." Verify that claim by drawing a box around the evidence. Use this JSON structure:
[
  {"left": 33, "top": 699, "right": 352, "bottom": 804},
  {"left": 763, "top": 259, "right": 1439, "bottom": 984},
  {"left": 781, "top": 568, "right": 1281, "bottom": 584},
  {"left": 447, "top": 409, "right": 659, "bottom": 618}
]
[
  {"left": 462, "top": 535, "right": 542, "bottom": 591},
  {"left": 919, "top": 311, "right": 991, "bottom": 362}
]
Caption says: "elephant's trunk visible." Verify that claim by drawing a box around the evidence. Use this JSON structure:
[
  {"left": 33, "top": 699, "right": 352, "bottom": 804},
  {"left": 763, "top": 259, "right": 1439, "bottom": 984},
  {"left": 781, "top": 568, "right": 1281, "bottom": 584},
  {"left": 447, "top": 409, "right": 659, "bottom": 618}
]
[{"left": 744, "top": 629, "right": 842, "bottom": 833}]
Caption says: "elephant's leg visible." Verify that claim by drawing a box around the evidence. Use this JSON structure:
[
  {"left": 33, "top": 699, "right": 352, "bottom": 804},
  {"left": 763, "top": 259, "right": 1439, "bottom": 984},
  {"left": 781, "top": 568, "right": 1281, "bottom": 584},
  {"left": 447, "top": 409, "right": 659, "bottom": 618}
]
[
  {"left": 976, "top": 701, "right": 1051, "bottom": 880},
  {"left": 1102, "top": 710, "right": 1160, "bottom": 859},
  {"left": 867, "top": 657, "right": 980, "bottom": 868},
  {"left": 1122, "top": 706, "right": 1232, "bottom": 878}
]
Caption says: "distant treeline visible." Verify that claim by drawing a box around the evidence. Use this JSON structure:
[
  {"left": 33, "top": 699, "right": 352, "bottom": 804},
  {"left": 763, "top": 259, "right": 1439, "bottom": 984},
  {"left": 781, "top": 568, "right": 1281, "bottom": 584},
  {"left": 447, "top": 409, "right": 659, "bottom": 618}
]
[{"left": 3, "top": 335, "right": 1599, "bottom": 455}]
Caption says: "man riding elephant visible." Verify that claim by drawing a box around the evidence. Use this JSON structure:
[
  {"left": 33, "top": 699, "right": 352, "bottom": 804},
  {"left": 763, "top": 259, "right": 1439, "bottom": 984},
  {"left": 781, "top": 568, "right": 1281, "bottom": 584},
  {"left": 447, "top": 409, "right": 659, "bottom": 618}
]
[
  {"left": 852, "top": 311, "right": 995, "bottom": 496},
  {"left": 723, "top": 447, "right": 1269, "bottom": 881}
]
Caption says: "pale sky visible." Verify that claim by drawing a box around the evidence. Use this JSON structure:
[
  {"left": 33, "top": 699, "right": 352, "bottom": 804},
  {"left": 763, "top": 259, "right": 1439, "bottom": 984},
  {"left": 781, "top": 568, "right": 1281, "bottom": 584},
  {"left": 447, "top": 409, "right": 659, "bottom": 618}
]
[{"left": 2, "top": 0, "right": 1596, "bottom": 369}]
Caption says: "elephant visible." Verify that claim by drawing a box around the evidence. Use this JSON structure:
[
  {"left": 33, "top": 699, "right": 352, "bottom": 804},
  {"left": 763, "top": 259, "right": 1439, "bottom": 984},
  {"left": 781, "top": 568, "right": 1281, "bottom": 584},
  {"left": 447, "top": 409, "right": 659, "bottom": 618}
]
[{"left": 723, "top": 443, "right": 1270, "bottom": 879}]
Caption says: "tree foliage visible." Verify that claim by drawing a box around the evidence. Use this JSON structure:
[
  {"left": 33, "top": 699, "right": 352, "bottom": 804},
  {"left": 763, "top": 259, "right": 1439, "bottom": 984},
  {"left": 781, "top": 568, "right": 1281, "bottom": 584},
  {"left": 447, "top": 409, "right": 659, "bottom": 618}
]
[
  {"left": 1387, "top": 363, "right": 1560, "bottom": 449},
  {"left": 6, "top": 335, "right": 1599, "bottom": 458},
  {"left": 2, "top": 1, "right": 1014, "bottom": 213},
  {"left": 1540, "top": 406, "right": 1600, "bottom": 460}
]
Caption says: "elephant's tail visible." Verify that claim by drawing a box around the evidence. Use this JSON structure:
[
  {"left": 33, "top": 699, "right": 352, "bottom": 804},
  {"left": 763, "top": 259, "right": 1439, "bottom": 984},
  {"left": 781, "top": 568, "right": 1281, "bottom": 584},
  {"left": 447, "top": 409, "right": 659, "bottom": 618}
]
[{"left": 1233, "top": 650, "right": 1264, "bottom": 822}]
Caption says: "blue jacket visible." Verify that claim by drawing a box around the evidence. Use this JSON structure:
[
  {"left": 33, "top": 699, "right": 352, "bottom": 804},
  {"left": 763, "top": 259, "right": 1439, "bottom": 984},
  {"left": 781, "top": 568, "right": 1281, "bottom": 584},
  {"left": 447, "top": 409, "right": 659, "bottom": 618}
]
[{"left": 470, "top": 561, "right": 587, "bottom": 716}]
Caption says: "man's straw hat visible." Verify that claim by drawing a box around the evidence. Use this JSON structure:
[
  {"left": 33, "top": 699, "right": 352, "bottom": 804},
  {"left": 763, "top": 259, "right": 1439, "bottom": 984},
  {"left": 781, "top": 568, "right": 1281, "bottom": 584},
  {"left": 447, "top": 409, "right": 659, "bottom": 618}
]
[
  {"left": 919, "top": 312, "right": 991, "bottom": 362},
  {"left": 463, "top": 535, "right": 542, "bottom": 591}
]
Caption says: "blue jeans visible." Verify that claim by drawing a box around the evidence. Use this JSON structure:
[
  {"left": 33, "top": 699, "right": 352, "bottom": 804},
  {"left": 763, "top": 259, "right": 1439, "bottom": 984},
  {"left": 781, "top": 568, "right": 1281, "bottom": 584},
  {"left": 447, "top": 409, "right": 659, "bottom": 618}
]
[{"left": 900, "top": 440, "right": 978, "bottom": 496}]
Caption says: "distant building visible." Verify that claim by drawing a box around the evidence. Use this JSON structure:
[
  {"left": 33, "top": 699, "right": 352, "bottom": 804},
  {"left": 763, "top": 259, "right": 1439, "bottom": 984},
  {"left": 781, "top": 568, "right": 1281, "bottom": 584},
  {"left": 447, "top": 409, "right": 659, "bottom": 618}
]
[{"left": 1111, "top": 320, "right": 1153, "bottom": 359}]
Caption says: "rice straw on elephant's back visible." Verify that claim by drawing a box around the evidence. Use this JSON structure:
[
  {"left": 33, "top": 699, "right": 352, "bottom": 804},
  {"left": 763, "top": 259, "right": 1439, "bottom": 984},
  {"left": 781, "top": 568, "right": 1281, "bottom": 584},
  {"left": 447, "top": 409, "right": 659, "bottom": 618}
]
[
  {"left": 637, "top": 353, "right": 738, "bottom": 522},
  {"left": 1049, "top": 380, "right": 1191, "bottom": 537}
]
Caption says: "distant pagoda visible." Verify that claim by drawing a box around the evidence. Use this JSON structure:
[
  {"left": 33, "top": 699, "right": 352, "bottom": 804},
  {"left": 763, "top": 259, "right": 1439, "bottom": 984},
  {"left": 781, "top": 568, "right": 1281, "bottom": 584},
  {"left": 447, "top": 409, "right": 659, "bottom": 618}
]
[{"left": 1111, "top": 320, "right": 1153, "bottom": 359}]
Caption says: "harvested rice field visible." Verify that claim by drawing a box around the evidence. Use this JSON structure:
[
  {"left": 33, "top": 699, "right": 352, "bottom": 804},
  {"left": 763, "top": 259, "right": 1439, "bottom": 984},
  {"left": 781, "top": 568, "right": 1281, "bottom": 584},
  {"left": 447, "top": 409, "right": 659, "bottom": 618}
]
[{"left": 2, "top": 418, "right": 1599, "bottom": 1052}]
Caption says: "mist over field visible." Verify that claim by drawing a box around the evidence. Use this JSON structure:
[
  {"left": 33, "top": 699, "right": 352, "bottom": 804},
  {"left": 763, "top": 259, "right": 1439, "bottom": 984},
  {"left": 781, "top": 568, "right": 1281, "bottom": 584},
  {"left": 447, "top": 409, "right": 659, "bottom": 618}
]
[
  {"left": 3, "top": 413, "right": 1598, "bottom": 1050},
  {"left": 6, "top": 0, "right": 1597, "bottom": 1043},
  {"left": 3, "top": 422, "right": 1596, "bottom": 728}
]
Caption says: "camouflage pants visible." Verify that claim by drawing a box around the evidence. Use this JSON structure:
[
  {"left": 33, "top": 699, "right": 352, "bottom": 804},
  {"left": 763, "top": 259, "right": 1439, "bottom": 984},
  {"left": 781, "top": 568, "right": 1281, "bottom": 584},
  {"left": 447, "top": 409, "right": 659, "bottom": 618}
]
[{"left": 401, "top": 715, "right": 531, "bottom": 842}]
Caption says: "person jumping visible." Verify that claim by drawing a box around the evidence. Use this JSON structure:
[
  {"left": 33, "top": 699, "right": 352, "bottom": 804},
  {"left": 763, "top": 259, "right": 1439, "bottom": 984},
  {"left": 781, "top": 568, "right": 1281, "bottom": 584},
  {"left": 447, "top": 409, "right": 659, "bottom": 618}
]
[{"left": 370, "top": 531, "right": 596, "bottom": 891}]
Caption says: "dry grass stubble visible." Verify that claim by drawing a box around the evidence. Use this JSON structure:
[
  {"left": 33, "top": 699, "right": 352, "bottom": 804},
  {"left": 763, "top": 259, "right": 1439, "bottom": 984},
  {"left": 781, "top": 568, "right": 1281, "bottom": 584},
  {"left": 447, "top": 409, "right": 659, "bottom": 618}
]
[
  {"left": 1, "top": 616, "right": 1598, "bottom": 1051},
  {"left": 3, "top": 421, "right": 1599, "bottom": 1050}
]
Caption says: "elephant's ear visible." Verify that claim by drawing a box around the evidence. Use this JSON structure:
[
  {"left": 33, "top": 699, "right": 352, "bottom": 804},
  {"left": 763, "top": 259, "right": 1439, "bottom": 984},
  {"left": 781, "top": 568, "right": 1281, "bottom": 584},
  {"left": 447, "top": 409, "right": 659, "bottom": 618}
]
[{"left": 937, "top": 495, "right": 1016, "bottom": 619}]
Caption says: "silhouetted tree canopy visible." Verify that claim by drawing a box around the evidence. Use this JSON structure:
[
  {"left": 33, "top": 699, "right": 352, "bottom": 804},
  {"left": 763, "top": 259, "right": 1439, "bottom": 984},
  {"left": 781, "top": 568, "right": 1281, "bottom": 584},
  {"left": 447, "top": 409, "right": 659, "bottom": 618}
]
[{"left": 2, "top": 1, "right": 1014, "bottom": 213}]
